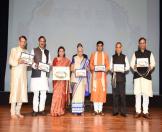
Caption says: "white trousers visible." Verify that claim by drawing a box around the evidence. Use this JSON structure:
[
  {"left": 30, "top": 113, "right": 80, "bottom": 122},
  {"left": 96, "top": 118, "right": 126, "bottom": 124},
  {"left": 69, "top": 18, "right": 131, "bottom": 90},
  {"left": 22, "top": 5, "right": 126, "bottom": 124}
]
[
  {"left": 135, "top": 94, "right": 149, "bottom": 114},
  {"left": 33, "top": 90, "right": 47, "bottom": 112},
  {"left": 93, "top": 102, "right": 103, "bottom": 113},
  {"left": 10, "top": 102, "right": 22, "bottom": 116}
]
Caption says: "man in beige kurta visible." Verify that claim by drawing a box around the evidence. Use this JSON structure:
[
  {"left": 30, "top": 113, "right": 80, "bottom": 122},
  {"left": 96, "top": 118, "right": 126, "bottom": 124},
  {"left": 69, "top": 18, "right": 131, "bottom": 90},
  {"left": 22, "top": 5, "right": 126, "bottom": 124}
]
[{"left": 9, "top": 36, "right": 28, "bottom": 119}]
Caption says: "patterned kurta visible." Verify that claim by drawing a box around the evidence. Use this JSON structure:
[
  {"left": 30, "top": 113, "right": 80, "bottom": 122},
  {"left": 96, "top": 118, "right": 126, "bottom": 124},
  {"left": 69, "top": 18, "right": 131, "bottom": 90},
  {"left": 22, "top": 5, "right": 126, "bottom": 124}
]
[{"left": 9, "top": 47, "right": 28, "bottom": 103}]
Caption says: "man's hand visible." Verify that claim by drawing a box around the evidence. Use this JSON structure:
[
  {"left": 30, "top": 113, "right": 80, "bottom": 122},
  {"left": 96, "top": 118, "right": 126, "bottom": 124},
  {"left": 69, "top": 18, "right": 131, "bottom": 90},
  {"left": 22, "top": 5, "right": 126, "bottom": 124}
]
[
  {"left": 18, "top": 58, "right": 25, "bottom": 64},
  {"left": 134, "top": 64, "right": 137, "bottom": 70}
]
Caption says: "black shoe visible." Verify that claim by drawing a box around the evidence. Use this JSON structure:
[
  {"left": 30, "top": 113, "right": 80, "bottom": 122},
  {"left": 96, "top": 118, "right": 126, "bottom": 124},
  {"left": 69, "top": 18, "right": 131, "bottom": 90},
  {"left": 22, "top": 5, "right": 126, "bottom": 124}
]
[
  {"left": 143, "top": 113, "right": 151, "bottom": 119},
  {"left": 113, "top": 113, "right": 119, "bottom": 116},
  {"left": 39, "top": 111, "right": 46, "bottom": 116},
  {"left": 121, "top": 113, "right": 127, "bottom": 117},
  {"left": 32, "top": 111, "right": 38, "bottom": 116}
]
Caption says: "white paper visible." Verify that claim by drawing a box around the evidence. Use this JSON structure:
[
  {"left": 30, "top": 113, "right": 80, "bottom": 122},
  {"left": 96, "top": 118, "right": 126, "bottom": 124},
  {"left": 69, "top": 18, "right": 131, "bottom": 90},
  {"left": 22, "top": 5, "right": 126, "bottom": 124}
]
[
  {"left": 38, "top": 62, "right": 50, "bottom": 72},
  {"left": 75, "top": 69, "right": 87, "bottom": 77},
  {"left": 20, "top": 52, "right": 34, "bottom": 65},
  {"left": 53, "top": 66, "right": 70, "bottom": 80},
  {"left": 94, "top": 65, "right": 106, "bottom": 72},
  {"left": 136, "top": 58, "right": 149, "bottom": 67},
  {"left": 113, "top": 64, "right": 125, "bottom": 72}
]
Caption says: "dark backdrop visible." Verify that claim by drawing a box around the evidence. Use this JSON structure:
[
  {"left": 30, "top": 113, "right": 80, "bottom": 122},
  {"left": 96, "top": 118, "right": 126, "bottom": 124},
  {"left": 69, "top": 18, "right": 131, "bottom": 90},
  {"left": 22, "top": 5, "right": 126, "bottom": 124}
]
[{"left": 0, "top": 0, "right": 9, "bottom": 91}]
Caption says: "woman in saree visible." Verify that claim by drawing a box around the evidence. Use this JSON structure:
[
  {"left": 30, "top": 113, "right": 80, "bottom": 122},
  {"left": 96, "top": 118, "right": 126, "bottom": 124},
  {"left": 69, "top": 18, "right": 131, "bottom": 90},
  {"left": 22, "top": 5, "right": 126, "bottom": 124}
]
[
  {"left": 50, "top": 46, "right": 71, "bottom": 116},
  {"left": 70, "top": 43, "right": 90, "bottom": 115}
]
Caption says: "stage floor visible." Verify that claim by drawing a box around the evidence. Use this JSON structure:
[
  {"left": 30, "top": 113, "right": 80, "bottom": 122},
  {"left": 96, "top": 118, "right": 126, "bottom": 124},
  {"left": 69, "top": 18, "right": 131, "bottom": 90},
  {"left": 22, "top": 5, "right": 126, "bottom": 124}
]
[{"left": 0, "top": 105, "right": 162, "bottom": 132}]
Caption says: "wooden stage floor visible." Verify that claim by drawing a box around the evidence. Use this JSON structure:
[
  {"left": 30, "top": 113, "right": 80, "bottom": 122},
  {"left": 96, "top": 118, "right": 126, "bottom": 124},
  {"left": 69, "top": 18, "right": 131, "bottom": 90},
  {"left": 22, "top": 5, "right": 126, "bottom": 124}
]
[{"left": 0, "top": 105, "right": 162, "bottom": 132}]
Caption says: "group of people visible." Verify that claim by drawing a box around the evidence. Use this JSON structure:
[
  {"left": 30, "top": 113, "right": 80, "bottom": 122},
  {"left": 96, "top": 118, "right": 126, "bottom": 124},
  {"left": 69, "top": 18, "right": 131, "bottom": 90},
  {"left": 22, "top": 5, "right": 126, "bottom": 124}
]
[{"left": 9, "top": 35, "right": 155, "bottom": 119}]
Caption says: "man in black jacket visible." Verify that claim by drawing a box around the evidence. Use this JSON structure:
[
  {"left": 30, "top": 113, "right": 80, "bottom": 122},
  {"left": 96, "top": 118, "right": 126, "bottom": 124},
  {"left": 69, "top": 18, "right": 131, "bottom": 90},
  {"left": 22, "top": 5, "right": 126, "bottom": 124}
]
[
  {"left": 131, "top": 37, "right": 155, "bottom": 119},
  {"left": 110, "top": 42, "right": 130, "bottom": 117}
]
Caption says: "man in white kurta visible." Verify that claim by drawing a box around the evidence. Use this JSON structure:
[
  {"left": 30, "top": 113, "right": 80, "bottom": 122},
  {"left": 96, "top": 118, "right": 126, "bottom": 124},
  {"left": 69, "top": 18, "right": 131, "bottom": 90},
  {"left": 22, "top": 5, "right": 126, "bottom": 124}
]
[
  {"left": 30, "top": 36, "right": 51, "bottom": 116},
  {"left": 9, "top": 36, "right": 28, "bottom": 119},
  {"left": 131, "top": 37, "right": 155, "bottom": 119}
]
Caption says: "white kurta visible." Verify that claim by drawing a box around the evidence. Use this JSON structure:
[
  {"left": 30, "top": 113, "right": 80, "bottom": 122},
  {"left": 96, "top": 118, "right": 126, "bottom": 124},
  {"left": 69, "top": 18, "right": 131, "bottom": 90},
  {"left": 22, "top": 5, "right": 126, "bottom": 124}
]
[
  {"left": 30, "top": 48, "right": 51, "bottom": 92},
  {"left": 9, "top": 47, "right": 28, "bottom": 103},
  {"left": 130, "top": 53, "right": 155, "bottom": 97}
]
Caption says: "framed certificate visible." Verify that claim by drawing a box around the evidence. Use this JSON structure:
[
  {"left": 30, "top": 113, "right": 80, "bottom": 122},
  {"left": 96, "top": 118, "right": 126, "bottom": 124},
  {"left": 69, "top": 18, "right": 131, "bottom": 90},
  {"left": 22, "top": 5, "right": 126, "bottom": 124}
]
[
  {"left": 113, "top": 64, "right": 125, "bottom": 73},
  {"left": 38, "top": 62, "right": 50, "bottom": 72},
  {"left": 20, "top": 52, "right": 34, "bottom": 65},
  {"left": 75, "top": 69, "right": 87, "bottom": 77},
  {"left": 94, "top": 65, "right": 106, "bottom": 72},
  {"left": 136, "top": 58, "right": 149, "bottom": 67},
  {"left": 53, "top": 66, "right": 70, "bottom": 80}
]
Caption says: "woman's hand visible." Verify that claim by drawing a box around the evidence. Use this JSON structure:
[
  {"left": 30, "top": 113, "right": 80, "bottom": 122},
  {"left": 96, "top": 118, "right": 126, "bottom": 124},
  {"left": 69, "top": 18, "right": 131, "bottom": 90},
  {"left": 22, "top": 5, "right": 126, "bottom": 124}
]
[{"left": 70, "top": 64, "right": 75, "bottom": 72}]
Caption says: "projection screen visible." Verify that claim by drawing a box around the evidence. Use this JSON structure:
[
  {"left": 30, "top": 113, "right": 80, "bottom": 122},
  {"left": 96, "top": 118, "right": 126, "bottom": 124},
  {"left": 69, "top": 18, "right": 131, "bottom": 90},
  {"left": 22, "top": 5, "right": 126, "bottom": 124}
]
[{"left": 5, "top": 0, "right": 159, "bottom": 95}]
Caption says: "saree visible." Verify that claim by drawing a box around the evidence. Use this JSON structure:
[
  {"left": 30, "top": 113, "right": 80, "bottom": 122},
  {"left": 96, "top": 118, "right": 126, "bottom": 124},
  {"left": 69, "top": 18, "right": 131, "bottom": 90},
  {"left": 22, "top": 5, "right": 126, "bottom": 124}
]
[
  {"left": 50, "top": 57, "right": 70, "bottom": 116},
  {"left": 71, "top": 55, "right": 90, "bottom": 114}
]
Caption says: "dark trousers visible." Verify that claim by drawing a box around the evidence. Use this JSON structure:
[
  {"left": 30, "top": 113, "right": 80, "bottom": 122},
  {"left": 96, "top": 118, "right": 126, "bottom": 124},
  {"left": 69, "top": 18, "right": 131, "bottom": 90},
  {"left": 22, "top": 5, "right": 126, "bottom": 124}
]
[{"left": 112, "top": 81, "right": 126, "bottom": 114}]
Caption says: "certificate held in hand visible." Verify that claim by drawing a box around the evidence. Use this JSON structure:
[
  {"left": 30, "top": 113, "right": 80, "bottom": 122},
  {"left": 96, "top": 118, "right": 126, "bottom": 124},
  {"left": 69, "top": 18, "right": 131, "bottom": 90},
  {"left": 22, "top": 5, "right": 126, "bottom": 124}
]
[
  {"left": 53, "top": 66, "right": 70, "bottom": 80},
  {"left": 20, "top": 52, "right": 34, "bottom": 65},
  {"left": 113, "top": 64, "right": 125, "bottom": 73},
  {"left": 136, "top": 58, "right": 149, "bottom": 67},
  {"left": 38, "top": 62, "right": 50, "bottom": 72},
  {"left": 75, "top": 69, "right": 87, "bottom": 77},
  {"left": 94, "top": 65, "right": 106, "bottom": 72}
]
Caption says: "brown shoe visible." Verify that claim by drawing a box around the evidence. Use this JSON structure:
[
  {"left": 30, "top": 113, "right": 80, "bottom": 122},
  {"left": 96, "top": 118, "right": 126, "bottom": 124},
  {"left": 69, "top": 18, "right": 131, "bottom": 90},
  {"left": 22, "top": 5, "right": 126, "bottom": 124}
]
[
  {"left": 143, "top": 113, "right": 151, "bottom": 119},
  {"left": 134, "top": 113, "right": 141, "bottom": 118}
]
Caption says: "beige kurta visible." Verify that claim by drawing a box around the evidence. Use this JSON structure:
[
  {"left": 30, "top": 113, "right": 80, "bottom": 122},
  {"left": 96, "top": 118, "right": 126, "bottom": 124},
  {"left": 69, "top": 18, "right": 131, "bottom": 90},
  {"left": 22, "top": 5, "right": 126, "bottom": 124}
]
[{"left": 9, "top": 47, "right": 28, "bottom": 103}]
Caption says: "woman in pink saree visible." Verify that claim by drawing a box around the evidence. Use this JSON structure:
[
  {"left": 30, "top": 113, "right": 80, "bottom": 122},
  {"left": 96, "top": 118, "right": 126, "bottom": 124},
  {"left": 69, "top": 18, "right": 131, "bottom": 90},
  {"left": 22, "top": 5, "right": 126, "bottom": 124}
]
[{"left": 50, "top": 46, "right": 70, "bottom": 116}]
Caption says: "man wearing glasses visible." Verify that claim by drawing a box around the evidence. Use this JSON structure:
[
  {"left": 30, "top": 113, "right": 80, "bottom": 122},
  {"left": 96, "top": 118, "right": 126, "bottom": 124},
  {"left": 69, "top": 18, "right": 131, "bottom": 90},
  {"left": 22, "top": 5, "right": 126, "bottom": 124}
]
[{"left": 110, "top": 42, "right": 130, "bottom": 117}]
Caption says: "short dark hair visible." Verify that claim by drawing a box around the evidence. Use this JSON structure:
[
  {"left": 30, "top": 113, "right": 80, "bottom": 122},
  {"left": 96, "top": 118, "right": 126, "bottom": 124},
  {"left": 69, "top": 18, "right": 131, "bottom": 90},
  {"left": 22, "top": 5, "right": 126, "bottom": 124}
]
[
  {"left": 19, "top": 35, "right": 27, "bottom": 41},
  {"left": 77, "top": 43, "right": 83, "bottom": 48},
  {"left": 96, "top": 41, "right": 104, "bottom": 46},
  {"left": 57, "top": 46, "right": 66, "bottom": 57},
  {"left": 138, "top": 37, "right": 146, "bottom": 44},
  {"left": 38, "top": 36, "right": 46, "bottom": 42}
]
